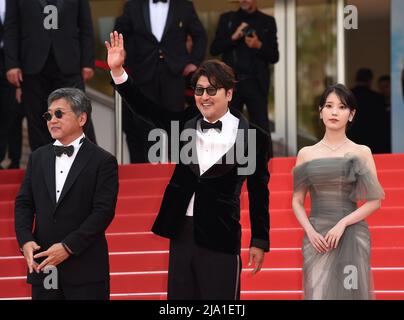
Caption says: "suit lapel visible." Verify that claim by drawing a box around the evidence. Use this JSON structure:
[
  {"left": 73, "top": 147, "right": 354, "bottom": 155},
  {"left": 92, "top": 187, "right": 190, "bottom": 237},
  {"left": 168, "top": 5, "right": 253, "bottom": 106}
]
[
  {"left": 183, "top": 114, "right": 201, "bottom": 176},
  {"left": 42, "top": 145, "right": 57, "bottom": 207},
  {"left": 56, "top": 139, "right": 95, "bottom": 208},
  {"left": 161, "top": 0, "right": 176, "bottom": 40},
  {"left": 142, "top": 0, "right": 153, "bottom": 37},
  {"left": 37, "top": 0, "right": 47, "bottom": 9},
  {"left": 56, "top": 0, "right": 64, "bottom": 15},
  {"left": 37, "top": 0, "right": 64, "bottom": 13}
]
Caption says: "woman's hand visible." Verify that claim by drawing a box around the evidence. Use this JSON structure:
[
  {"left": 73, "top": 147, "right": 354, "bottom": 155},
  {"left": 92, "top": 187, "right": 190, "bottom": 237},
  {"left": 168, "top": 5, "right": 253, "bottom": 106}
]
[
  {"left": 324, "top": 220, "right": 347, "bottom": 249},
  {"left": 306, "top": 228, "right": 329, "bottom": 253},
  {"left": 105, "top": 31, "right": 126, "bottom": 77}
]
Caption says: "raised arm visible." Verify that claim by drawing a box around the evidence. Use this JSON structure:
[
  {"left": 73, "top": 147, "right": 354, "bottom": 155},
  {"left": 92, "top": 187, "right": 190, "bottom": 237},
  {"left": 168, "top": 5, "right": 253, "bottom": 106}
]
[
  {"left": 105, "top": 31, "right": 199, "bottom": 125},
  {"left": 105, "top": 31, "right": 159, "bottom": 122}
]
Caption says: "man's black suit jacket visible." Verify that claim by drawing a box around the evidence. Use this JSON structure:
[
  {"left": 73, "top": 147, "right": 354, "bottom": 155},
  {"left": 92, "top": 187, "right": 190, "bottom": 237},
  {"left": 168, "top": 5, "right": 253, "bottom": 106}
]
[
  {"left": 114, "top": 0, "right": 207, "bottom": 85},
  {"left": 4, "top": 0, "right": 94, "bottom": 75},
  {"left": 14, "top": 138, "right": 119, "bottom": 286},
  {"left": 0, "top": 12, "right": 4, "bottom": 72},
  {"left": 114, "top": 77, "right": 270, "bottom": 255},
  {"left": 210, "top": 9, "right": 279, "bottom": 95}
]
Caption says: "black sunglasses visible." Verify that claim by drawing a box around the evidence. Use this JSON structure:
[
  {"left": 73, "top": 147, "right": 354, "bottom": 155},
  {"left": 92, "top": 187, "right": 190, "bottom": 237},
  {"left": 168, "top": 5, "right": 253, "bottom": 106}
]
[
  {"left": 42, "top": 109, "right": 74, "bottom": 121},
  {"left": 194, "top": 86, "right": 222, "bottom": 96}
]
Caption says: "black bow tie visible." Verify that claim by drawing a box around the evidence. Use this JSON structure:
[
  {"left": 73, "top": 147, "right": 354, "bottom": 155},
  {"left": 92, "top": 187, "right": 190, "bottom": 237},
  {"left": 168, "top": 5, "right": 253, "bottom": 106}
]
[
  {"left": 200, "top": 120, "right": 222, "bottom": 132},
  {"left": 54, "top": 145, "right": 74, "bottom": 157},
  {"left": 153, "top": 0, "right": 168, "bottom": 3}
]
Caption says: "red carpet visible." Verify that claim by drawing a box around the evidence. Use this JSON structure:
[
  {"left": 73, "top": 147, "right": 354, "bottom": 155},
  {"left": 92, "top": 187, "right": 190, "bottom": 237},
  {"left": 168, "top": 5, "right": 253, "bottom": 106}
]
[{"left": 0, "top": 154, "right": 403, "bottom": 300}]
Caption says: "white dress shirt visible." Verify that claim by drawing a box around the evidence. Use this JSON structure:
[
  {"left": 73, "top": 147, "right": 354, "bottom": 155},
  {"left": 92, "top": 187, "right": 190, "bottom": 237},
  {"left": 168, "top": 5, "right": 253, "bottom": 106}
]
[
  {"left": 186, "top": 110, "right": 239, "bottom": 216},
  {"left": 0, "top": 0, "right": 5, "bottom": 48},
  {"left": 0, "top": 0, "right": 5, "bottom": 24},
  {"left": 149, "top": 0, "right": 170, "bottom": 42},
  {"left": 54, "top": 134, "right": 85, "bottom": 202}
]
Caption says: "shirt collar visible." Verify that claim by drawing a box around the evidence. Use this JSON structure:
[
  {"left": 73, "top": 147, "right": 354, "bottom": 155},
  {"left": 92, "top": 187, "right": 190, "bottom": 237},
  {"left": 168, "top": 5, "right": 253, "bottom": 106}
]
[
  {"left": 202, "top": 108, "right": 231, "bottom": 124},
  {"left": 54, "top": 133, "right": 85, "bottom": 148}
]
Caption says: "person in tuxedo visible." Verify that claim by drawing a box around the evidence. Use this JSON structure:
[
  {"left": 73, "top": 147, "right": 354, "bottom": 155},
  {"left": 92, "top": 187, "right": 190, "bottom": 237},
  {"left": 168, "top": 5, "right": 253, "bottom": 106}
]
[
  {"left": 106, "top": 32, "right": 270, "bottom": 299},
  {"left": 0, "top": 0, "right": 17, "bottom": 169},
  {"left": 210, "top": 0, "right": 279, "bottom": 157},
  {"left": 349, "top": 69, "right": 388, "bottom": 154},
  {"left": 114, "top": 0, "right": 207, "bottom": 162},
  {"left": 4, "top": 0, "right": 97, "bottom": 152},
  {"left": 14, "top": 88, "right": 118, "bottom": 300}
]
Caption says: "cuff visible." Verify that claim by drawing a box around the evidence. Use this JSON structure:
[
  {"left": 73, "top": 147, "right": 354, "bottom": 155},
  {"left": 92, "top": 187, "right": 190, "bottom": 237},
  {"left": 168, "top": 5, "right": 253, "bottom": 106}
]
[
  {"left": 110, "top": 70, "right": 128, "bottom": 85},
  {"left": 250, "top": 238, "right": 270, "bottom": 252},
  {"left": 61, "top": 242, "right": 74, "bottom": 256}
]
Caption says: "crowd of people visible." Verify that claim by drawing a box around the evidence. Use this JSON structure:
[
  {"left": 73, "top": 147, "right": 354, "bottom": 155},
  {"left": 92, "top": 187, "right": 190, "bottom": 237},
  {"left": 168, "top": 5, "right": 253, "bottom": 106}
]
[{"left": 1, "top": 0, "right": 387, "bottom": 301}]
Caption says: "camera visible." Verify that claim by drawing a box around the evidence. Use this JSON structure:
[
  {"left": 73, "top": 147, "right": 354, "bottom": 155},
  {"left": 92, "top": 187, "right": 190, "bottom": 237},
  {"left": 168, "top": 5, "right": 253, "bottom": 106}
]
[{"left": 242, "top": 26, "right": 256, "bottom": 37}]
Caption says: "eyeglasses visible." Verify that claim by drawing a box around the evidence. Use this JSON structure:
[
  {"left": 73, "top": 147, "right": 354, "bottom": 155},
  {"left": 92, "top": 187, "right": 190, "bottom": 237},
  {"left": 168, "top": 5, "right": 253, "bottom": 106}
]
[
  {"left": 42, "top": 109, "right": 74, "bottom": 121},
  {"left": 194, "top": 86, "right": 222, "bottom": 96}
]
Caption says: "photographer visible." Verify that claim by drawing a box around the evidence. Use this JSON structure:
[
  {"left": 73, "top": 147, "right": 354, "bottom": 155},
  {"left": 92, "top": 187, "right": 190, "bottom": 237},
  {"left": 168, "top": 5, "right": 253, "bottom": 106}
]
[{"left": 211, "top": 0, "right": 279, "bottom": 157}]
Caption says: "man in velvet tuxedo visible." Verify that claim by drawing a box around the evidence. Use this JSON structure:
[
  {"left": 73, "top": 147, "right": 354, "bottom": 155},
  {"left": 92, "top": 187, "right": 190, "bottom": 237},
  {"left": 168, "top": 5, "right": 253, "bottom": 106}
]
[
  {"left": 14, "top": 88, "right": 118, "bottom": 300},
  {"left": 107, "top": 32, "right": 270, "bottom": 299},
  {"left": 3, "top": 0, "right": 97, "bottom": 151},
  {"left": 114, "top": 0, "right": 207, "bottom": 162}
]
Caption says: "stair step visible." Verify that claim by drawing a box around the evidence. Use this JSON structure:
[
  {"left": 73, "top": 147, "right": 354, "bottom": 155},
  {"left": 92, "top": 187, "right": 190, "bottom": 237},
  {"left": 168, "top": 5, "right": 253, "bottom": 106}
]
[
  {"left": 2, "top": 247, "right": 404, "bottom": 277},
  {"left": 2, "top": 169, "right": 403, "bottom": 201},
  {"left": 2, "top": 269, "right": 404, "bottom": 298},
  {"left": 2, "top": 227, "right": 404, "bottom": 256},
  {"left": 1, "top": 207, "right": 403, "bottom": 237}
]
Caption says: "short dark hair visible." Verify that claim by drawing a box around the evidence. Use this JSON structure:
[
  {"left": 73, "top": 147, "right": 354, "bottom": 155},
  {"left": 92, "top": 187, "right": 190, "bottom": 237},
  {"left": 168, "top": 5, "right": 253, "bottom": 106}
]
[
  {"left": 190, "top": 60, "right": 237, "bottom": 91},
  {"left": 356, "top": 68, "right": 373, "bottom": 82},
  {"left": 378, "top": 75, "right": 390, "bottom": 83},
  {"left": 47, "top": 88, "right": 92, "bottom": 130}
]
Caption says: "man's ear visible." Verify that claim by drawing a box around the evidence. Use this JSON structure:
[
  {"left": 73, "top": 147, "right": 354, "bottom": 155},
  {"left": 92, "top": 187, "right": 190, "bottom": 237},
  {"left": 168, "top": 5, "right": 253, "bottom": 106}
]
[
  {"left": 227, "top": 88, "right": 233, "bottom": 102},
  {"left": 79, "top": 112, "right": 88, "bottom": 128}
]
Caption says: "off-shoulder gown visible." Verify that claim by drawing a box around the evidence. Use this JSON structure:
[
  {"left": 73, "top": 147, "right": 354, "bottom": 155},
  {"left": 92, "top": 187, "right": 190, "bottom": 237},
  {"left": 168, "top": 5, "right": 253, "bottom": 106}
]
[{"left": 292, "top": 154, "right": 385, "bottom": 300}]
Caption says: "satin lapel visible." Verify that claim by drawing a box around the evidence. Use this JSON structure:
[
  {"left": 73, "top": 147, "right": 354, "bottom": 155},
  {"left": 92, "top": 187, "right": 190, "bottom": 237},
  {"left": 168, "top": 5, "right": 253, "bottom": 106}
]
[
  {"left": 37, "top": 0, "right": 47, "bottom": 9},
  {"left": 56, "top": 0, "right": 64, "bottom": 14},
  {"left": 183, "top": 114, "right": 201, "bottom": 176},
  {"left": 56, "top": 139, "right": 94, "bottom": 208},
  {"left": 142, "top": 0, "right": 153, "bottom": 36},
  {"left": 42, "top": 145, "right": 57, "bottom": 207},
  {"left": 201, "top": 109, "right": 250, "bottom": 178},
  {"left": 161, "top": 0, "right": 175, "bottom": 40}
]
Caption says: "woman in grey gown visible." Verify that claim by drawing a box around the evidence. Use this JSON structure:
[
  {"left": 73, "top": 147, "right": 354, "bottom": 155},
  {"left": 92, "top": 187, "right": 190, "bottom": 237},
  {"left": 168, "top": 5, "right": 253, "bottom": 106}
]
[{"left": 292, "top": 84, "right": 385, "bottom": 300}]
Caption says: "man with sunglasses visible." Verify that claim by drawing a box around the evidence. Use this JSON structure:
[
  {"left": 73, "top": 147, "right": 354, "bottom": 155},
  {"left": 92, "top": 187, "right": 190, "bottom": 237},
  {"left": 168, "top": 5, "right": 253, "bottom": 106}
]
[
  {"left": 14, "top": 88, "right": 119, "bottom": 300},
  {"left": 106, "top": 32, "right": 270, "bottom": 299}
]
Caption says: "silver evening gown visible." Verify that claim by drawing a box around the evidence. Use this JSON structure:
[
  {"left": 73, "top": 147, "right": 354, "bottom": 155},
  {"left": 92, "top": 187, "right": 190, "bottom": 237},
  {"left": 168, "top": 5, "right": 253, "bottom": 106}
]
[{"left": 292, "top": 153, "right": 385, "bottom": 300}]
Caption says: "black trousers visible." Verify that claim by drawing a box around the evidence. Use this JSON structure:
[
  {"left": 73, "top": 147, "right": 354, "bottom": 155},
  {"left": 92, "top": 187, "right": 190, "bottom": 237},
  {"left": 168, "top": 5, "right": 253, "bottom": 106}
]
[
  {"left": 7, "top": 101, "right": 25, "bottom": 165},
  {"left": 0, "top": 54, "right": 16, "bottom": 164},
  {"left": 32, "top": 280, "right": 109, "bottom": 300},
  {"left": 167, "top": 217, "right": 241, "bottom": 300},
  {"left": 231, "top": 78, "right": 273, "bottom": 158},
  {"left": 123, "top": 62, "right": 185, "bottom": 163},
  {"left": 22, "top": 50, "right": 97, "bottom": 151}
]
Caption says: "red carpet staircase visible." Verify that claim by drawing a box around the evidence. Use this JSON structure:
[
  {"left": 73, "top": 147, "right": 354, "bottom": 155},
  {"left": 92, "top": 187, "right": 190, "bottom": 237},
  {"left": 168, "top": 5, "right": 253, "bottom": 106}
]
[{"left": 1, "top": 154, "right": 404, "bottom": 300}]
